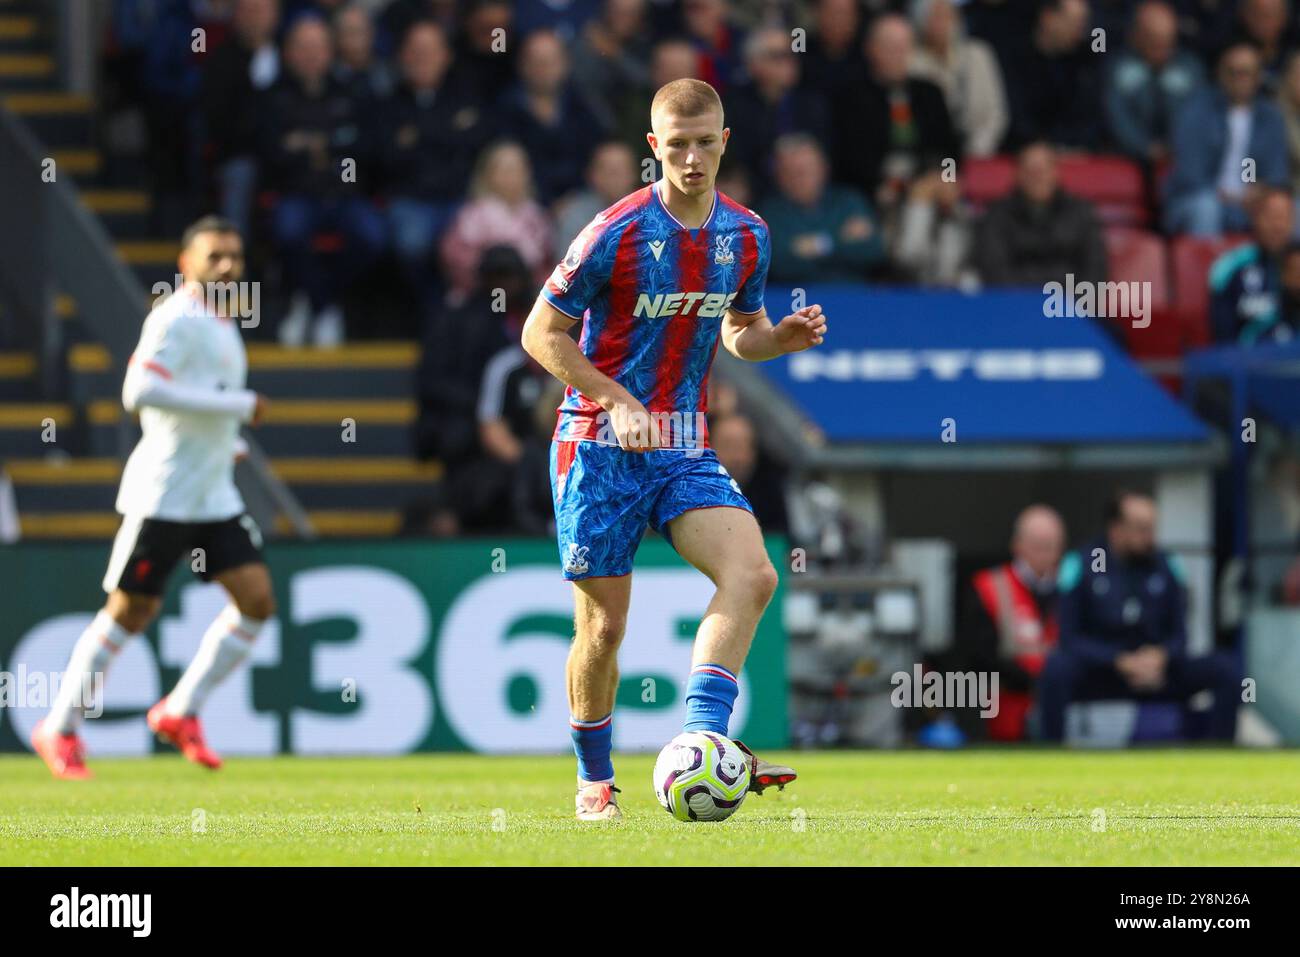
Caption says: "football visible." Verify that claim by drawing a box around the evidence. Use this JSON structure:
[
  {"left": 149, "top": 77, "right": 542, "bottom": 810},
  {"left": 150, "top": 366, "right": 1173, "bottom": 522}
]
[{"left": 652, "top": 731, "right": 750, "bottom": 822}]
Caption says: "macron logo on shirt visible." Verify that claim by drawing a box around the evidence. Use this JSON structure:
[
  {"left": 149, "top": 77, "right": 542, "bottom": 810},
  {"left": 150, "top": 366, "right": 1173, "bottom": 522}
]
[{"left": 633, "top": 291, "right": 737, "bottom": 320}]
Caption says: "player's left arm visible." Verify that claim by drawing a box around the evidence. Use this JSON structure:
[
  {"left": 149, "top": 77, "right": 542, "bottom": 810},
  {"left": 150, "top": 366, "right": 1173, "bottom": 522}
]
[
  {"left": 720, "top": 222, "right": 827, "bottom": 361},
  {"left": 722, "top": 304, "right": 827, "bottom": 361}
]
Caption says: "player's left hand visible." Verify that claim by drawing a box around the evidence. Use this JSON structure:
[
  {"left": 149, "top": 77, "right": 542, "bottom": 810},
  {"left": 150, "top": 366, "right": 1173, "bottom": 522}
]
[{"left": 773, "top": 305, "right": 827, "bottom": 354}]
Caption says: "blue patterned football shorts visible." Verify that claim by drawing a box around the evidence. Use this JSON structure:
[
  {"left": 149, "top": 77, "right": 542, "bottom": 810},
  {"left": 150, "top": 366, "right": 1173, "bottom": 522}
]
[{"left": 550, "top": 440, "right": 754, "bottom": 580}]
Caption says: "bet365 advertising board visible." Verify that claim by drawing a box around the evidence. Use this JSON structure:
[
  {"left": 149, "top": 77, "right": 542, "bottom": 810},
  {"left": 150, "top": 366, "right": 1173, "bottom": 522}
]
[{"left": 0, "top": 539, "right": 787, "bottom": 753}]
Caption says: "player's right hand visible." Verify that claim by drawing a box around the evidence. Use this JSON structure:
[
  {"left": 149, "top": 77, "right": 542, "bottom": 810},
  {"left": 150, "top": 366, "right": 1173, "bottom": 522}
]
[
  {"left": 607, "top": 397, "right": 659, "bottom": 452},
  {"left": 250, "top": 393, "right": 269, "bottom": 427}
]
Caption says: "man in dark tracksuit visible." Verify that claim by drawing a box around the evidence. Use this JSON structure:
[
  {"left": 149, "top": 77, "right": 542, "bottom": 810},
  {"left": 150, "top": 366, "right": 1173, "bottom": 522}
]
[{"left": 1039, "top": 491, "right": 1239, "bottom": 742}]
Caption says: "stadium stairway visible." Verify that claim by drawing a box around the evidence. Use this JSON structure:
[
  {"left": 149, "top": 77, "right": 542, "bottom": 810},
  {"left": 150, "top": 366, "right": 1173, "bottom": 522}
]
[
  {"left": 3, "top": 341, "right": 440, "bottom": 538},
  {"left": 0, "top": 3, "right": 439, "bottom": 538}
]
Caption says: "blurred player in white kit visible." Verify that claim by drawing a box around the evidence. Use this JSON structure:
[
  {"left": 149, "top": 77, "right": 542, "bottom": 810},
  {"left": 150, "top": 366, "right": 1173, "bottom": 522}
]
[{"left": 33, "top": 216, "right": 275, "bottom": 778}]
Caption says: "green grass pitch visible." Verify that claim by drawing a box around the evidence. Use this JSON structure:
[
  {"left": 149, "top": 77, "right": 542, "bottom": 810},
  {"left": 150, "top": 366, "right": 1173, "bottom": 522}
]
[{"left": 1, "top": 750, "right": 1296, "bottom": 866}]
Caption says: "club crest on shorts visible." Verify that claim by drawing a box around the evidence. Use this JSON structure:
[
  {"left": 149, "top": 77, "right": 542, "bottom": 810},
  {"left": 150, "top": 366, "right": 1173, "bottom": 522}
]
[
  {"left": 563, "top": 543, "right": 591, "bottom": 575},
  {"left": 714, "top": 233, "right": 735, "bottom": 265}
]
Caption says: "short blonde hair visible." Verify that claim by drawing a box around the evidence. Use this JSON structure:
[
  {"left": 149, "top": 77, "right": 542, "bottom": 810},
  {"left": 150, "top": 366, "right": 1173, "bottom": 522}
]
[{"left": 650, "top": 78, "right": 724, "bottom": 128}]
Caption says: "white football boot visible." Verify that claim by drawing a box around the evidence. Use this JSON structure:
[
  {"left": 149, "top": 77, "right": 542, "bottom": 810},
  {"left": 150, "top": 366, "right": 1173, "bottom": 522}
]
[{"left": 575, "top": 780, "right": 623, "bottom": 821}]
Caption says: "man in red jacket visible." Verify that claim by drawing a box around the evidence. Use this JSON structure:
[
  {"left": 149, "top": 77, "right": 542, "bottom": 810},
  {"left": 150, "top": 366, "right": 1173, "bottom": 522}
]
[{"left": 961, "top": 504, "right": 1066, "bottom": 741}]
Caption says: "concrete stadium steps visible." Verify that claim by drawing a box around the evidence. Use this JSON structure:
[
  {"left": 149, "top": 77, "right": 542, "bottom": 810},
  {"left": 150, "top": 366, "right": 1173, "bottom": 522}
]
[
  {"left": 116, "top": 240, "right": 181, "bottom": 290},
  {"left": 14, "top": 508, "right": 409, "bottom": 540},
  {"left": 5, "top": 455, "right": 443, "bottom": 513},
  {"left": 0, "top": 51, "right": 54, "bottom": 89},
  {"left": 0, "top": 350, "right": 36, "bottom": 399},
  {"left": 83, "top": 190, "right": 152, "bottom": 238},
  {"left": 68, "top": 341, "right": 419, "bottom": 402},
  {"left": 2, "top": 90, "right": 92, "bottom": 143},
  {"left": 0, "top": 402, "right": 73, "bottom": 454},
  {"left": 79, "top": 398, "right": 416, "bottom": 457}
]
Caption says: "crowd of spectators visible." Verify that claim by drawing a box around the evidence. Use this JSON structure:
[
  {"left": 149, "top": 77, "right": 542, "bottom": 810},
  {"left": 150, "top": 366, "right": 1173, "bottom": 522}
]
[
  {"left": 102, "top": 0, "right": 1300, "bottom": 350},
  {"left": 96, "top": 0, "right": 1300, "bottom": 533}
]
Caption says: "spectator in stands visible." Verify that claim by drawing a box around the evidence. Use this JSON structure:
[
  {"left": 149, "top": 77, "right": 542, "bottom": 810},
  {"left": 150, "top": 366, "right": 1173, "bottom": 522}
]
[
  {"left": 570, "top": 0, "right": 652, "bottom": 132},
  {"left": 448, "top": 340, "right": 553, "bottom": 531},
  {"left": 681, "top": 0, "right": 744, "bottom": 94},
  {"left": 1276, "top": 51, "right": 1300, "bottom": 195},
  {"left": 554, "top": 142, "right": 640, "bottom": 249},
  {"left": 1230, "top": 0, "right": 1297, "bottom": 96},
  {"left": 716, "top": 165, "right": 754, "bottom": 207},
  {"left": 893, "top": 170, "right": 975, "bottom": 288},
  {"left": 495, "top": 30, "right": 609, "bottom": 206},
  {"left": 1209, "top": 187, "right": 1299, "bottom": 344},
  {"left": 711, "top": 413, "right": 790, "bottom": 535},
  {"left": 909, "top": 0, "right": 1009, "bottom": 157},
  {"left": 512, "top": 377, "right": 567, "bottom": 536},
  {"left": 1002, "top": 0, "right": 1103, "bottom": 150},
  {"left": 439, "top": 141, "right": 554, "bottom": 308},
  {"left": 973, "top": 142, "right": 1108, "bottom": 291},
  {"left": 414, "top": 244, "right": 526, "bottom": 463},
  {"left": 513, "top": 0, "right": 601, "bottom": 41},
  {"left": 381, "top": 0, "right": 458, "bottom": 44},
  {"left": 1039, "top": 490, "right": 1240, "bottom": 743},
  {"left": 261, "top": 14, "right": 385, "bottom": 347},
  {"left": 617, "top": 38, "right": 698, "bottom": 154},
  {"left": 831, "top": 14, "right": 960, "bottom": 214},
  {"left": 1165, "top": 43, "right": 1289, "bottom": 237},
  {"left": 1104, "top": 1, "right": 1207, "bottom": 168},
  {"left": 764, "top": 135, "right": 884, "bottom": 285},
  {"left": 801, "top": 0, "right": 866, "bottom": 102},
  {"left": 726, "top": 27, "right": 831, "bottom": 201},
  {"left": 1281, "top": 240, "right": 1300, "bottom": 332},
  {"left": 378, "top": 19, "right": 492, "bottom": 316},
  {"left": 958, "top": 505, "right": 1065, "bottom": 742},
  {"left": 446, "top": 0, "right": 516, "bottom": 104},
  {"left": 331, "top": 2, "right": 394, "bottom": 99},
  {"left": 201, "top": 0, "right": 282, "bottom": 241}
]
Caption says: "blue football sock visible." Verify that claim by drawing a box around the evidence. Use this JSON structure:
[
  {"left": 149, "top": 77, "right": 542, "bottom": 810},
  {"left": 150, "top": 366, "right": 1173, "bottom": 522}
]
[
  {"left": 570, "top": 712, "right": 614, "bottom": 782},
  {"left": 683, "top": 663, "right": 739, "bottom": 734}
]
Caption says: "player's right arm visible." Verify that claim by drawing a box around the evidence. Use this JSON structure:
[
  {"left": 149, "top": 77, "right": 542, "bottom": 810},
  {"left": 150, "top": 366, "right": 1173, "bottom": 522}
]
[
  {"left": 122, "top": 309, "right": 265, "bottom": 423},
  {"left": 521, "top": 213, "right": 658, "bottom": 451},
  {"left": 520, "top": 298, "right": 657, "bottom": 451}
]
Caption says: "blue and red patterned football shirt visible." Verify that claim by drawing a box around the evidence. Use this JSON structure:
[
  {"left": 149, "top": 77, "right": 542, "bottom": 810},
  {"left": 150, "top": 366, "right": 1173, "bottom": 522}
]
[{"left": 541, "top": 180, "right": 771, "bottom": 449}]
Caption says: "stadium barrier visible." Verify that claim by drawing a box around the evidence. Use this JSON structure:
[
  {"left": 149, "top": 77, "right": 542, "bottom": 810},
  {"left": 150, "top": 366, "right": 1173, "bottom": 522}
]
[{"left": 0, "top": 538, "right": 788, "bottom": 753}]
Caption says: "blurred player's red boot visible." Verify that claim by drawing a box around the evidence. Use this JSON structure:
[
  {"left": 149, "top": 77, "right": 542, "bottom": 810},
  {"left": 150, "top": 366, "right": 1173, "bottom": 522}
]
[
  {"left": 31, "top": 720, "right": 93, "bottom": 780},
  {"left": 734, "top": 739, "right": 797, "bottom": 793},
  {"left": 147, "top": 700, "right": 222, "bottom": 769}
]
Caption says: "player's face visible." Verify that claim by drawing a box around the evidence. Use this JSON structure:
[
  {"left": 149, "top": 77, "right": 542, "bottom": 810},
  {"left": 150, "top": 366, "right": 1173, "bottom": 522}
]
[
  {"left": 649, "top": 109, "right": 728, "bottom": 197},
  {"left": 181, "top": 231, "right": 245, "bottom": 285}
]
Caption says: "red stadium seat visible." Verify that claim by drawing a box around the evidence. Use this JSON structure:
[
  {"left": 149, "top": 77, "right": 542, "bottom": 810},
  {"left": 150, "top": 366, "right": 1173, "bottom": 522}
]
[
  {"left": 960, "top": 155, "right": 1016, "bottom": 209},
  {"left": 1170, "top": 234, "right": 1251, "bottom": 349},
  {"left": 1104, "top": 227, "right": 1169, "bottom": 310},
  {"left": 1103, "top": 228, "right": 1174, "bottom": 366},
  {"left": 962, "top": 154, "right": 1151, "bottom": 226},
  {"left": 1058, "top": 155, "right": 1149, "bottom": 227}
]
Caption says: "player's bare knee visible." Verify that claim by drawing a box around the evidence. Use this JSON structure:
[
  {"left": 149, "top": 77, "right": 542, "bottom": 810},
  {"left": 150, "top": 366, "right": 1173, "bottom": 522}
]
[
  {"left": 235, "top": 589, "right": 276, "bottom": 622},
  {"left": 730, "top": 560, "right": 778, "bottom": 610},
  {"left": 575, "top": 613, "right": 625, "bottom": 658},
  {"left": 106, "top": 591, "right": 161, "bottom": 634}
]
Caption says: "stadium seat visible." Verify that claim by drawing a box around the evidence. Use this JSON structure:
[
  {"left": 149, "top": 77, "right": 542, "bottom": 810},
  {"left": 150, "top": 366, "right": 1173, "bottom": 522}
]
[
  {"left": 959, "top": 155, "right": 1016, "bottom": 210},
  {"left": 1170, "top": 234, "right": 1252, "bottom": 350},
  {"left": 962, "top": 154, "right": 1150, "bottom": 227},
  {"left": 1103, "top": 228, "right": 1174, "bottom": 365},
  {"left": 1057, "top": 155, "right": 1148, "bottom": 227},
  {"left": 1104, "top": 227, "right": 1169, "bottom": 311}
]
